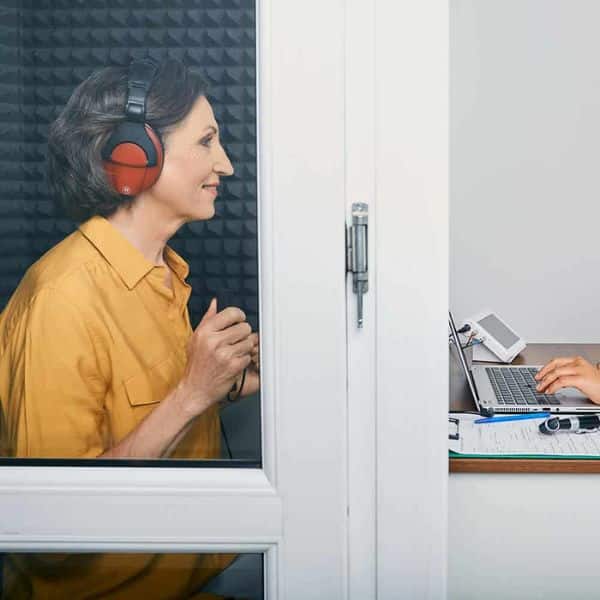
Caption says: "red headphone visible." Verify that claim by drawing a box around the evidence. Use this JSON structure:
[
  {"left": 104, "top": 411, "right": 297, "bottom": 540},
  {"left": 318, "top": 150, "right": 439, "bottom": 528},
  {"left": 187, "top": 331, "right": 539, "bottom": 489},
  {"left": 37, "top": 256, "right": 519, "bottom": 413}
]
[{"left": 102, "top": 59, "right": 164, "bottom": 197}]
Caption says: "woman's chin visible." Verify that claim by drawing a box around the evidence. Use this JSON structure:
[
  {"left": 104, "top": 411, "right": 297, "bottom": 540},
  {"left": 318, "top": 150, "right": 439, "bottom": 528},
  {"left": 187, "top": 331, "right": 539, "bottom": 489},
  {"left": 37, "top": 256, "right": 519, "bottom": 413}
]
[{"left": 189, "top": 205, "right": 216, "bottom": 221}]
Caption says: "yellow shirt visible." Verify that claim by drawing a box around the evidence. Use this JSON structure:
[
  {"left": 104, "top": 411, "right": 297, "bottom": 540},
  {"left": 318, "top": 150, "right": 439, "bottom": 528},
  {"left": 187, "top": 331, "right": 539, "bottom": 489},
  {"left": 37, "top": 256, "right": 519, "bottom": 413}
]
[{"left": 0, "top": 216, "right": 232, "bottom": 598}]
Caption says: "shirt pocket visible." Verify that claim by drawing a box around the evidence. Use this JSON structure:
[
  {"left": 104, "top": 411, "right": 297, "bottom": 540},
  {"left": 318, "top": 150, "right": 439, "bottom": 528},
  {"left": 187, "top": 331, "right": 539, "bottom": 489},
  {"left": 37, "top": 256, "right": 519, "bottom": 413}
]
[{"left": 123, "top": 353, "right": 182, "bottom": 408}]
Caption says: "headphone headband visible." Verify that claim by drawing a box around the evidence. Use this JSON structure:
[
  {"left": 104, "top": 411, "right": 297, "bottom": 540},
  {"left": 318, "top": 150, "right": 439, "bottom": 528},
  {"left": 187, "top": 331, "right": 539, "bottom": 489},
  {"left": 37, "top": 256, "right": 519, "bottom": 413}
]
[{"left": 125, "top": 59, "right": 158, "bottom": 122}]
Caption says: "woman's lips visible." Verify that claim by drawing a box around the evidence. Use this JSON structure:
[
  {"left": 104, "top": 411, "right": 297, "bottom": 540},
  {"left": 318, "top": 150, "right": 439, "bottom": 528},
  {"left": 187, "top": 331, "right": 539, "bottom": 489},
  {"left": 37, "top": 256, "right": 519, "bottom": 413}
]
[{"left": 203, "top": 185, "right": 219, "bottom": 196}]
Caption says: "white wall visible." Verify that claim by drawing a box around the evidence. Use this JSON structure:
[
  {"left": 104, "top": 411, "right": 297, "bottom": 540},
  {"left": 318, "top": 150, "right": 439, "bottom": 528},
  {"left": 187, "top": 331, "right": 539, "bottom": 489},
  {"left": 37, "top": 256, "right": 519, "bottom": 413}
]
[{"left": 451, "top": 0, "right": 600, "bottom": 342}]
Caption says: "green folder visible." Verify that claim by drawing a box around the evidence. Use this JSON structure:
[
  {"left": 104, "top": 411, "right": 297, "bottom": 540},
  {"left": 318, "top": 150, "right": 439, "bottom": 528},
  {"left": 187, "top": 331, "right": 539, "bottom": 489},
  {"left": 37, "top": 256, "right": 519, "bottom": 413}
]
[{"left": 449, "top": 450, "right": 600, "bottom": 459}]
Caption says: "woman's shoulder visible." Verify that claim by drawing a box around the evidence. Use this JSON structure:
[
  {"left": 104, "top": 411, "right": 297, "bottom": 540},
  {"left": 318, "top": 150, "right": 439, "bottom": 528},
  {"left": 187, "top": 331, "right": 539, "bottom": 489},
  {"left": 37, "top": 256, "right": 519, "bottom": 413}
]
[{"left": 4, "top": 231, "right": 113, "bottom": 319}]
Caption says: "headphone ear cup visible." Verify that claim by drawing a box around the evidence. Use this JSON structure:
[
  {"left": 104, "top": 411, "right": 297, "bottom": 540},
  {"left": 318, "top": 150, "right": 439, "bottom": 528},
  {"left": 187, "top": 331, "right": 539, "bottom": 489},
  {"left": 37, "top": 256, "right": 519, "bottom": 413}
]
[
  {"left": 102, "top": 124, "right": 164, "bottom": 196},
  {"left": 103, "top": 159, "right": 150, "bottom": 197},
  {"left": 142, "top": 124, "right": 164, "bottom": 188}
]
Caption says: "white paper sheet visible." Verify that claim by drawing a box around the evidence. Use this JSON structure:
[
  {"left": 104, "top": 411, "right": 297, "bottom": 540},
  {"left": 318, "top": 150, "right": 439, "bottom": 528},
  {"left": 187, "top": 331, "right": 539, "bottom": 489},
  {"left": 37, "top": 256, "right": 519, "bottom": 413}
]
[{"left": 449, "top": 413, "right": 600, "bottom": 457}]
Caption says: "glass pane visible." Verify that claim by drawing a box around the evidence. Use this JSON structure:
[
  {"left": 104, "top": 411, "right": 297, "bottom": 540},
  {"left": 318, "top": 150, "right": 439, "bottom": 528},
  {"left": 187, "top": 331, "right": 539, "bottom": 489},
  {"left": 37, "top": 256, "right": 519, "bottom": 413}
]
[
  {"left": 0, "top": 2, "right": 260, "bottom": 464},
  {"left": 2, "top": 551, "right": 263, "bottom": 599}
]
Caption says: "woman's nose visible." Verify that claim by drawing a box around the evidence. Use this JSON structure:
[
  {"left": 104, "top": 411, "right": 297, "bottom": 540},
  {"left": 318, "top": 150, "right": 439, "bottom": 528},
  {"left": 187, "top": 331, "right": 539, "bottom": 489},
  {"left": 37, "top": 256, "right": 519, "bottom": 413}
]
[{"left": 215, "top": 145, "right": 234, "bottom": 177}]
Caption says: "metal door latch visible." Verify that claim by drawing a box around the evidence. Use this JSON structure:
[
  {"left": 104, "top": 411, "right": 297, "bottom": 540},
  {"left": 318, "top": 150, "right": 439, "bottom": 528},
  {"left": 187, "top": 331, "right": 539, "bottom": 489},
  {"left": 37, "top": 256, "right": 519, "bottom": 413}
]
[{"left": 346, "top": 202, "right": 369, "bottom": 328}]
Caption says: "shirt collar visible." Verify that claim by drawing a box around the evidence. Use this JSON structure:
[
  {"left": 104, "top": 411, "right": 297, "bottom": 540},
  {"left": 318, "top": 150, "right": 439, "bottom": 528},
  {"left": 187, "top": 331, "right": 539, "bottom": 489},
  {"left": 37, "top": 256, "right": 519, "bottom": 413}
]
[
  {"left": 164, "top": 245, "right": 190, "bottom": 283},
  {"left": 78, "top": 216, "right": 189, "bottom": 290}
]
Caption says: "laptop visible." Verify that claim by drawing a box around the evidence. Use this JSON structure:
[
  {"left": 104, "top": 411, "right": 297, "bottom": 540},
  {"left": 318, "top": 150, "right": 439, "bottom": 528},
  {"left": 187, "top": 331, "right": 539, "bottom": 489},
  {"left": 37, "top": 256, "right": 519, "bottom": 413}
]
[{"left": 449, "top": 311, "right": 598, "bottom": 414}]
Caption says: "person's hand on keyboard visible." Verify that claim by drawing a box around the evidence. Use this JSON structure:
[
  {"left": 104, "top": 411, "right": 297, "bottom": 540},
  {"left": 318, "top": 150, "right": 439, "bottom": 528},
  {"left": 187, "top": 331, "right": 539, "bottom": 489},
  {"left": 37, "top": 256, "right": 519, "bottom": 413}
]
[{"left": 535, "top": 356, "right": 600, "bottom": 403}]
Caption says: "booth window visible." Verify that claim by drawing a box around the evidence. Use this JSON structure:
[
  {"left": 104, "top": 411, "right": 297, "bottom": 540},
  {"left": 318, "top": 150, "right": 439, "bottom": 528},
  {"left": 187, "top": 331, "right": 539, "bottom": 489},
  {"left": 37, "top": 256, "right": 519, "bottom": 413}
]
[{"left": 0, "top": 1, "right": 260, "bottom": 466}]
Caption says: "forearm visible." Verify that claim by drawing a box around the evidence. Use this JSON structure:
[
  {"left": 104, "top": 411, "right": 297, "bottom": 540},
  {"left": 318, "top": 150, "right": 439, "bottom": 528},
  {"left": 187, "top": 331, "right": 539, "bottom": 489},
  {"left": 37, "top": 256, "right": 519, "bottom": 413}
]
[
  {"left": 162, "top": 412, "right": 197, "bottom": 457},
  {"left": 100, "top": 384, "right": 208, "bottom": 459},
  {"left": 101, "top": 307, "right": 257, "bottom": 459}
]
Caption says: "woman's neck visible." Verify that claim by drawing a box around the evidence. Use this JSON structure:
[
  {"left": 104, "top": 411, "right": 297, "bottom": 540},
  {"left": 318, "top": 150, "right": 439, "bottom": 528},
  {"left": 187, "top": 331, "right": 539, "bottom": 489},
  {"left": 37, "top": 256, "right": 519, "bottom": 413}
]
[{"left": 107, "top": 203, "right": 183, "bottom": 266}]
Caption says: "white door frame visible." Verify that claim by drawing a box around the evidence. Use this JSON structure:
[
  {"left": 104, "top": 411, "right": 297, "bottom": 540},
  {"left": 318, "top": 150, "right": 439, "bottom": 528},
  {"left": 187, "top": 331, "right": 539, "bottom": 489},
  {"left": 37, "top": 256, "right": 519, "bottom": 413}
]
[
  {"left": 374, "top": 1, "right": 448, "bottom": 597},
  {"left": 0, "top": 2, "right": 449, "bottom": 598},
  {"left": 345, "top": 0, "right": 449, "bottom": 598}
]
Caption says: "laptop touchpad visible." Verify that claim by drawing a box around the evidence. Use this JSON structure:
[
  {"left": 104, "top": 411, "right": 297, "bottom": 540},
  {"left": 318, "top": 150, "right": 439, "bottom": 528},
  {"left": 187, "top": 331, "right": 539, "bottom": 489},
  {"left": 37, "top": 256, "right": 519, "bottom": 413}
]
[{"left": 558, "top": 387, "right": 589, "bottom": 400}]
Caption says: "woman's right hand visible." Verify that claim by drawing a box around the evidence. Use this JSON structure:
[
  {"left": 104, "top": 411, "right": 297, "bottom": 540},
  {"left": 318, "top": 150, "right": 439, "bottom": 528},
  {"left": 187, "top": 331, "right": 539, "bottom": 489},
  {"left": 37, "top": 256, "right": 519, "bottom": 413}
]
[
  {"left": 178, "top": 298, "right": 253, "bottom": 416},
  {"left": 535, "top": 356, "right": 600, "bottom": 404}
]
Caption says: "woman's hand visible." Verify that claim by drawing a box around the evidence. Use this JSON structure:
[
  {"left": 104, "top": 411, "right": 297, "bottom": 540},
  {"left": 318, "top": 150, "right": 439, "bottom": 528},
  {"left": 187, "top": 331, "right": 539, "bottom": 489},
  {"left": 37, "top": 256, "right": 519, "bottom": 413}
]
[
  {"left": 535, "top": 356, "right": 600, "bottom": 404},
  {"left": 178, "top": 298, "right": 253, "bottom": 415},
  {"left": 240, "top": 333, "right": 260, "bottom": 397}
]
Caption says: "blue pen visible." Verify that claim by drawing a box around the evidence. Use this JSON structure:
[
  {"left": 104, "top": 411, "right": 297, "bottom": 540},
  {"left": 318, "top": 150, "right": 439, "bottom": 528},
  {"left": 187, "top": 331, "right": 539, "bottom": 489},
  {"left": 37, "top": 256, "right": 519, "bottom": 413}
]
[{"left": 475, "top": 412, "right": 551, "bottom": 424}]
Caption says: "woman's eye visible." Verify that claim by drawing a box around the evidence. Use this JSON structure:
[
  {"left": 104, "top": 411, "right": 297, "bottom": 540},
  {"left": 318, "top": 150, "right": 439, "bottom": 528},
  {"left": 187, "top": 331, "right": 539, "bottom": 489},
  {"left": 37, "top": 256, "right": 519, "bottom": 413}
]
[{"left": 200, "top": 135, "right": 213, "bottom": 148}]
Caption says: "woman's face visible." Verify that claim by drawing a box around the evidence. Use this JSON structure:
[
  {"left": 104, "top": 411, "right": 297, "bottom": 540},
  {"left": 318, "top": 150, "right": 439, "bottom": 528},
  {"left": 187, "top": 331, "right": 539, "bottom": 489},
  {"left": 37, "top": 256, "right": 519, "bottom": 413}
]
[{"left": 148, "top": 96, "right": 234, "bottom": 222}]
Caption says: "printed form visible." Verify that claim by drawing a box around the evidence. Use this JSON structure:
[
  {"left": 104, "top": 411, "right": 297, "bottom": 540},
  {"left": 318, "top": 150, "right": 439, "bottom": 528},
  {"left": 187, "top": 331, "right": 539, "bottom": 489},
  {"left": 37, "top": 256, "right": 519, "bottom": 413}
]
[{"left": 449, "top": 413, "right": 600, "bottom": 457}]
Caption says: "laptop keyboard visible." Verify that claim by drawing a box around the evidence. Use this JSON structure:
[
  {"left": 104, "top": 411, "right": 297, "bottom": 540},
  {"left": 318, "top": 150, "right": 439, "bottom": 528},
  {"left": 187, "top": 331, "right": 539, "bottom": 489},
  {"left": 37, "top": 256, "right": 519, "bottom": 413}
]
[{"left": 485, "top": 367, "right": 561, "bottom": 406}]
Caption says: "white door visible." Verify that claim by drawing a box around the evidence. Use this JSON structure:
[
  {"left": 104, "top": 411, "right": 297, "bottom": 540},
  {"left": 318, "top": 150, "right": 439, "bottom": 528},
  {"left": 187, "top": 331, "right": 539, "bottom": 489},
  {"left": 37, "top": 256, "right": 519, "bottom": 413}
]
[
  {"left": 346, "top": 0, "right": 448, "bottom": 598},
  {"left": 0, "top": 1, "right": 448, "bottom": 598}
]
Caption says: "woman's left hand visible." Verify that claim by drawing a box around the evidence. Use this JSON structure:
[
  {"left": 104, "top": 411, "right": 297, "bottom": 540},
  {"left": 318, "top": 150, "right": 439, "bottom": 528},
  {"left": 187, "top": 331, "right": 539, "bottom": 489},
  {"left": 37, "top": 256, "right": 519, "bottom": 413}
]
[
  {"left": 241, "top": 333, "right": 260, "bottom": 397},
  {"left": 535, "top": 356, "right": 600, "bottom": 404}
]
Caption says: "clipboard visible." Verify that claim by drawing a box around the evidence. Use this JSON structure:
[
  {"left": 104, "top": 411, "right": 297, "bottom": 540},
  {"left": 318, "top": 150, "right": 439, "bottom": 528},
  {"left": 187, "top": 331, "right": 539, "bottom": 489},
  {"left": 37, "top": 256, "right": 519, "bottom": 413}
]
[
  {"left": 448, "top": 417, "right": 459, "bottom": 441},
  {"left": 448, "top": 412, "right": 600, "bottom": 458}
]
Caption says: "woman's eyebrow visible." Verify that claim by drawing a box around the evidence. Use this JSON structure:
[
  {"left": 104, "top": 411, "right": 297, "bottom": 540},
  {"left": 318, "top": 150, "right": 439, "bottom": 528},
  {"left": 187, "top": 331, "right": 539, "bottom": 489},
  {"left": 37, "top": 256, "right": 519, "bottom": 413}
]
[{"left": 203, "top": 125, "right": 218, "bottom": 135}]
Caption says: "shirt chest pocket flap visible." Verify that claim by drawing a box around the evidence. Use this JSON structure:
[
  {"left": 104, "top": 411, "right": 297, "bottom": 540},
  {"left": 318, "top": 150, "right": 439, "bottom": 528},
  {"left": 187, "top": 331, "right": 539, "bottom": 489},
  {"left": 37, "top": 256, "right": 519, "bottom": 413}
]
[{"left": 124, "top": 354, "right": 181, "bottom": 407}]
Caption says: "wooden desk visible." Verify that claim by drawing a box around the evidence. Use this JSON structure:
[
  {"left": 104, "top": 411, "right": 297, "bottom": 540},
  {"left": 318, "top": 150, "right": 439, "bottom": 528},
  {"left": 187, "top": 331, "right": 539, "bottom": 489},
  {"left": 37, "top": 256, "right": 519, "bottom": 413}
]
[
  {"left": 449, "top": 343, "right": 600, "bottom": 472},
  {"left": 449, "top": 344, "right": 600, "bottom": 599}
]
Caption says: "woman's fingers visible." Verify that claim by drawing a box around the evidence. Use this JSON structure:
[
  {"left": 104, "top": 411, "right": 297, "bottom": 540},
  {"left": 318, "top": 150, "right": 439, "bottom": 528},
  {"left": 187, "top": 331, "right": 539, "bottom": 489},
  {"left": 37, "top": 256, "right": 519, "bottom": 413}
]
[
  {"left": 206, "top": 307, "right": 247, "bottom": 332},
  {"left": 229, "top": 336, "right": 255, "bottom": 358},
  {"left": 544, "top": 375, "right": 583, "bottom": 395},
  {"left": 536, "top": 366, "right": 580, "bottom": 392},
  {"left": 524, "top": 356, "right": 600, "bottom": 403},
  {"left": 535, "top": 356, "right": 579, "bottom": 381},
  {"left": 251, "top": 350, "right": 260, "bottom": 371},
  {"left": 219, "top": 321, "right": 253, "bottom": 345}
]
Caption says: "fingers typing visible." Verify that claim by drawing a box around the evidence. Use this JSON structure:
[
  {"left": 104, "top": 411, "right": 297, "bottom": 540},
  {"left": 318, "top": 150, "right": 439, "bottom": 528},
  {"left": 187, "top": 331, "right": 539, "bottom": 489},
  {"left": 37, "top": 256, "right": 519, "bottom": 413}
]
[{"left": 535, "top": 356, "right": 577, "bottom": 381}]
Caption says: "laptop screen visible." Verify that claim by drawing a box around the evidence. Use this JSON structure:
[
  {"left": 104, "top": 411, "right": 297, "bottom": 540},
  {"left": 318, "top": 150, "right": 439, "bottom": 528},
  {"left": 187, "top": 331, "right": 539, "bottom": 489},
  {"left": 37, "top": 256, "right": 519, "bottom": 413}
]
[{"left": 449, "top": 310, "right": 483, "bottom": 413}]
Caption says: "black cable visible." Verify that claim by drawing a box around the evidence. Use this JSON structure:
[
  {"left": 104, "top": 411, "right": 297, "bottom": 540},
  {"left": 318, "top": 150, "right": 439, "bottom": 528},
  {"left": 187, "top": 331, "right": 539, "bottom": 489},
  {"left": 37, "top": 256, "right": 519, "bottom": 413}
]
[
  {"left": 227, "top": 367, "right": 247, "bottom": 403},
  {"left": 220, "top": 414, "right": 233, "bottom": 459},
  {"left": 448, "top": 333, "right": 483, "bottom": 350}
]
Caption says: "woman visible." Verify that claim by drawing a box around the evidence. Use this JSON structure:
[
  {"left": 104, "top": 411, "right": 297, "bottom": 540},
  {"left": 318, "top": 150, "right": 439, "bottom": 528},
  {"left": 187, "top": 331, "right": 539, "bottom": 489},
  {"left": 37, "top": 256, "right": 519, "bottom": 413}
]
[{"left": 0, "top": 58, "right": 258, "bottom": 598}]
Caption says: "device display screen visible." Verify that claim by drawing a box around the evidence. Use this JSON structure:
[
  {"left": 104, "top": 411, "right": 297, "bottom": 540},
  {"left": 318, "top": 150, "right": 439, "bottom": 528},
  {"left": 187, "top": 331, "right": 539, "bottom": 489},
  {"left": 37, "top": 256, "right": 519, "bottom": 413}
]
[{"left": 478, "top": 314, "right": 519, "bottom": 349}]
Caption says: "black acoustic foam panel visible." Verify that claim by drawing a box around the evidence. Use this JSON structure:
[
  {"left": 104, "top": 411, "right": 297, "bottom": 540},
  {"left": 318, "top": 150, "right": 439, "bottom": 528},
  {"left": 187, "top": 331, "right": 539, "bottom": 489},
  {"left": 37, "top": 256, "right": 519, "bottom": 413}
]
[{"left": 0, "top": 0, "right": 258, "bottom": 331}]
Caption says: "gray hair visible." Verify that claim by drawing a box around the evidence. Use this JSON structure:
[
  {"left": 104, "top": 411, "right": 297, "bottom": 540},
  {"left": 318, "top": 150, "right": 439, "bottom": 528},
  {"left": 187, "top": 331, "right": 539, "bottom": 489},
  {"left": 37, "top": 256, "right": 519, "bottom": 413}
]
[{"left": 47, "top": 58, "right": 208, "bottom": 221}]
